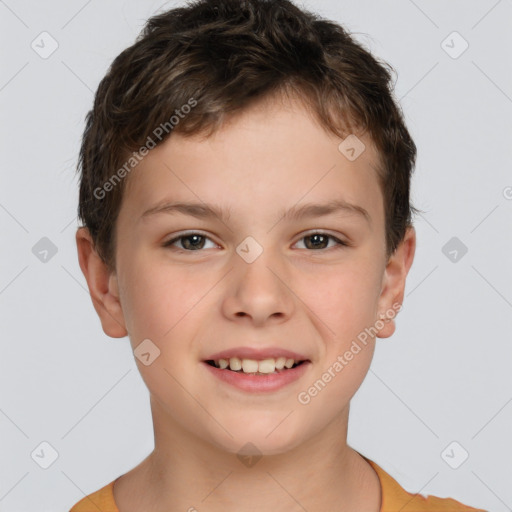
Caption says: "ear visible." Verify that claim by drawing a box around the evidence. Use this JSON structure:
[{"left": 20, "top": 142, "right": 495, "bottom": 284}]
[
  {"left": 375, "top": 226, "right": 416, "bottom": 339},
  {"left": 75, "top": 227, "right": 128, "bottom": 338}
]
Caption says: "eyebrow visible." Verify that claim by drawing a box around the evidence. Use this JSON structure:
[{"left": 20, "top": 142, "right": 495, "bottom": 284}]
[{"left": 140, "top": 198, "right": 371, "bottom": 225}]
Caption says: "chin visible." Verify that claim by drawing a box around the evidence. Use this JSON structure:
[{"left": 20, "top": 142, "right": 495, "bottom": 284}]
[{"left": 206, "top": 416, "right": 306, "bottom": 457}]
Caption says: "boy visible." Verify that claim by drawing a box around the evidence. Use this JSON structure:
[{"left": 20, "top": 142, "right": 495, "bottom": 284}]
[{"left": 70, "top": 0, "right": 486, "bottom": 510}]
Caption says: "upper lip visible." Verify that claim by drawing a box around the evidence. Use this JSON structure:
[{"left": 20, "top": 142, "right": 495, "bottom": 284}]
[{"left": 204, "top": 346, "right": 310, "bottom": 361}]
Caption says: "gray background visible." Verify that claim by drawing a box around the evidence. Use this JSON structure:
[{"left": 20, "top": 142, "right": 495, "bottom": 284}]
[{"left": 1, "top": 0, "right": 511, "bottom": 510}]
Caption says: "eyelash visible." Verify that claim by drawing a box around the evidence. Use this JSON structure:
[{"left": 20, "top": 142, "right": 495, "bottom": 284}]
[{"left": 162, "top": 231, "right": 350, "bottom": 252}]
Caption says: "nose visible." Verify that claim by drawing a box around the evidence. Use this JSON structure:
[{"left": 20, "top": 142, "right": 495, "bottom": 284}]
[{"left": 221, "top": 250, "right": 295, "bottom": 327}]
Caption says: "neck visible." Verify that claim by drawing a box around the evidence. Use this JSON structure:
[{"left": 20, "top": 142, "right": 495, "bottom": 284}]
[{"left": 118, "top": 398, "right": 381, "bottom": 512}]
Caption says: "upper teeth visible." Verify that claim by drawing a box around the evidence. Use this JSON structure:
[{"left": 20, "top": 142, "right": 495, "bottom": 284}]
[{"left": 213, "top": 357, "right": 298, "bottom": 373}]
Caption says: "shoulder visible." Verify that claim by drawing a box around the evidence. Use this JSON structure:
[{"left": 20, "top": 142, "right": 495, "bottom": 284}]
[
  {"left": 365, "top": 458, "right": 487, "bottom": 512},
  {"left": 69, "top": 479, "right": 119, "bottom": 512}
]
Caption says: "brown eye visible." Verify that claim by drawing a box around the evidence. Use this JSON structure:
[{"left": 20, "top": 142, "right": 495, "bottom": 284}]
[
  {"left": 295, "top": 232, "right": 348, "bottom": 251},
  {"left": 163, "top": 233, "right": 216, "bottom": 251}
]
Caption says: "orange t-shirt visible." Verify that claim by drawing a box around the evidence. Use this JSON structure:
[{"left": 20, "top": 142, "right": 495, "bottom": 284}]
[{"left": 69, "top": 457, "right": 486, "bottom": 511}]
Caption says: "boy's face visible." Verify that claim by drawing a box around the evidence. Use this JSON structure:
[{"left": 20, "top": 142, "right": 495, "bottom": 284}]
[{"left": 78, "top": 94, "right": 415, "bottom": 456}]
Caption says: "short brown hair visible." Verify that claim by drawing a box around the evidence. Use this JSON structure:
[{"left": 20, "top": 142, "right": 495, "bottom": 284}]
[{"left": 76, "top": 0, "right": 420, "bottom": 273}]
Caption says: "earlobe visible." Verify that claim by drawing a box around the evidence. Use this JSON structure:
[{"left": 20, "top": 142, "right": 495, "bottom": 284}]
[
  {"left": 375, "top": 226, "right": 416, "bottom": 339},
  {"left": 75, "top": 227, "right": 128, "bottom": 338}
]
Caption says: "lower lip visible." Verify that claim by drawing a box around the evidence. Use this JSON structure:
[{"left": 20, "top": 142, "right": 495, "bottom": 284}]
[{"left": 202, "top": 361, "right": 311, "bottom": 392}]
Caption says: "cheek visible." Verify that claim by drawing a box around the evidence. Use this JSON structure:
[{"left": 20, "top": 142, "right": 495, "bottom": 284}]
[
  {"left": 119, "top": 256, "right": 206, "bottom": 342},
  {"left": 309, "top": 350, "right": 374, "bottom": 420},
  {"left": 120, "top": 262, "right": 207, "bottom": 400},
  {"left": 295, "top": 263, "right": 381, "bottom": 341},
  {"left": 297, "top": 323, "right": 376, "bottom": 416}
]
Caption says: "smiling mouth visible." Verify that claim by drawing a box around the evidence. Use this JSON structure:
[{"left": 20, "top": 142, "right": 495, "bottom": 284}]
[{"left": 204, "top": 357, "right": 308, "bottom": 375}]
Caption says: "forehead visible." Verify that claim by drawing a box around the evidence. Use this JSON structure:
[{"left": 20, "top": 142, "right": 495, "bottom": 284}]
[{"left": 120, "top": 94, "right": 384, "bottom": 228}]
